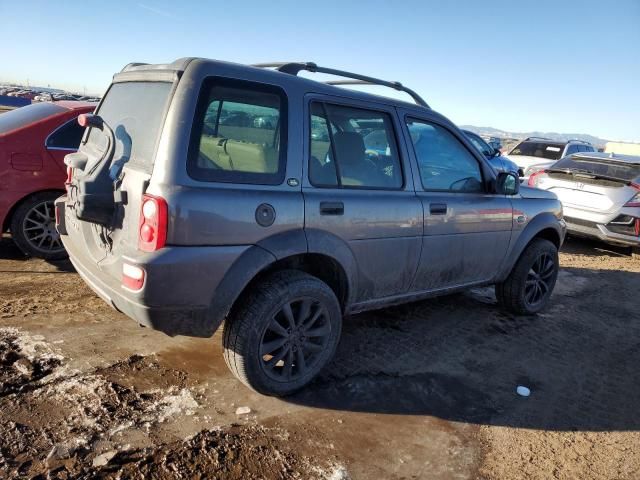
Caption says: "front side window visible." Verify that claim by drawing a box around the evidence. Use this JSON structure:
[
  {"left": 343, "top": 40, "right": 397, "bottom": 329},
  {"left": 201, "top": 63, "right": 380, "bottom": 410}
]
[
  {"left": 406, "top": 119, "right": 483, "bottom": 192},
  {"left": 309, "top": 102, "right": 402, "bottom": 189},
  {"left": 188, "top": 79, "right": 286, "bottom": 185},
  {"left": 46, "top": 118, "right": 85, "bottom": 149}
]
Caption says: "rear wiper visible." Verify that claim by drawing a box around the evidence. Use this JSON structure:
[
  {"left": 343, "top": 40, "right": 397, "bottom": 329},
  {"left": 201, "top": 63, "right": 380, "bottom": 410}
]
[{"left": 547, "top": 168, "right": 630, "bottom": 184}]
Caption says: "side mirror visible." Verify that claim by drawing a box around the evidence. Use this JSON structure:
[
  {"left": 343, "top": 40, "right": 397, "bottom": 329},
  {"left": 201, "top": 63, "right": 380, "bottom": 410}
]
[{"left": 496, "top": 171, "right": 519, "bottom": 195}]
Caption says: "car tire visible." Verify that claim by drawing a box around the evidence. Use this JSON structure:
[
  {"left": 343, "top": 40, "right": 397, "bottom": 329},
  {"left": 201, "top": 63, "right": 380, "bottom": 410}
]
[
  {"left": 495, "top": 238, "right": 559, "bottom": 315},
  {"left": 223, "top": 270, "right": 342, "bottom": 396},
  {"left": 632, "top": 247, "right": 640, "bottom": 260},
  {"left": 10, "top": 192, "right": 67, "bottom": 261}
]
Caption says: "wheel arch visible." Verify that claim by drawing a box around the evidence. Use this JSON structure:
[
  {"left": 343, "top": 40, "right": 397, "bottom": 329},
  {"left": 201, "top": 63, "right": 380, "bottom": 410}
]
[
  {"left": 207, "top": 230, "right": 357, "bottom": 337},
  {"left": 497, "top": 213, "right": 564, "bottom": 282}
]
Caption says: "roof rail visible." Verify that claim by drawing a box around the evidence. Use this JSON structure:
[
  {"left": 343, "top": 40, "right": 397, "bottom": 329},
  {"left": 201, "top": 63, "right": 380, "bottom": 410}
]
[
  {"left": 253, "top": 62, "right": 429, "bottom": 108},
  {"left": 566, "top": 138, "right": 592, "bottom": 145},
  {"left": 524, "top": 136, "right": 553, "bottom": 141}
]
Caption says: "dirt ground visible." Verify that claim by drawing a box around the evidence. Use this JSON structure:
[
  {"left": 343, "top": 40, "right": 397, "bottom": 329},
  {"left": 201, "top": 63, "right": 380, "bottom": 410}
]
[{"left": 0, "top": 235, "right": 638, "bottom": 479}]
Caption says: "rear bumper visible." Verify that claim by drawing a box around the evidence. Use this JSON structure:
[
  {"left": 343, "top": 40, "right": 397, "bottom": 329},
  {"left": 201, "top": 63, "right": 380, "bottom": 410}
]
[
  {"left": 60, "top": 221, "right": 249, "bottom": 337},
  {"left": 564, "top": 217, "right": 639, "bottom": 247}
]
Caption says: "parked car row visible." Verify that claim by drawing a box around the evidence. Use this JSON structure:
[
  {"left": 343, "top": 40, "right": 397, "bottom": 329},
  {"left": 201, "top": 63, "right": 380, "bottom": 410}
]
[{"left": 0, "top": 85, "right": 100, "bottom": 103}]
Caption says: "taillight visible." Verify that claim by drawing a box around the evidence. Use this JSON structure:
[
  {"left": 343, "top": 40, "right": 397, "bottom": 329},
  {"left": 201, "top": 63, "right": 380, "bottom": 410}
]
[
  {"left": 624, "top": 183, "right": 640, "bottom": 207},
  {"left": 138, "top": 194, "right": 168, "bottom": 252},
  {"left": 528, "top": 170, "right": 547, "bottom": 188},
  {"left": 65, "top": 166, "right": 73, "bottom": 195},
  {"left": 122, "top": 263, "right": 145, "bottom": 290},
  {"left": 636, "top": 218, "right": 640, "bottom": 236}
]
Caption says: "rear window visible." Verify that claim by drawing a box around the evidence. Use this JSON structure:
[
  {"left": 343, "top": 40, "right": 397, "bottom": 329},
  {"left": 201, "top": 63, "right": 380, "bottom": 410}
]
[
  {"left": 187, "top": 78, "right": 287, "bottom": 185},
  {"left": 86, "top": 81, "right": 172, "bottom": 172},
  {"left": 0, "top": 102, "right": 66, "bottom": 134},
  {"left": 553, "top": 156, "right": 640, "bottom": 181},
  {"left": 509, "top": 141, "right": 565, "bottom": 160}
]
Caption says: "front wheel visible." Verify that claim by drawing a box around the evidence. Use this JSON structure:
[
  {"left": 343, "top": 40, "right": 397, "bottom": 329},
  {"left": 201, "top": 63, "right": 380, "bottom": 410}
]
[
  {"left": 223, "top": 270, "right": 342, "bottom": 396},
  {"left": 496, "top": 238, "right": 559, "bottom": 315},
  {"left": 10, "top": 192, "right": 67, "bottom": 260}
]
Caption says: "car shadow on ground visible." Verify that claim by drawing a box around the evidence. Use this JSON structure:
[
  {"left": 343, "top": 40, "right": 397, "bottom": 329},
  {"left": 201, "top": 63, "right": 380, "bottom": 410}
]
[
  {"left": 288, "top": 263, "right": 640, "bottom": 432},
  {"left": 0, "top": 236, "right": 74, "bottom": 272},
  {"left": 561, "top": 235, "right": 634, "bottom": 257}
]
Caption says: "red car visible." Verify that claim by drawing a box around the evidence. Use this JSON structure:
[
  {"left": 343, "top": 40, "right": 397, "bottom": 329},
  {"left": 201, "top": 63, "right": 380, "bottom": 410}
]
[{"left": 1, "top": 101, "right": 96, "bottom": 259}]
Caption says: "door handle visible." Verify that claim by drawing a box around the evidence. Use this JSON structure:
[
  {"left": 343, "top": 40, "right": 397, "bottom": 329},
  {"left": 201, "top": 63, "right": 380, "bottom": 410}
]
[
  {"left": 429, "top": 203, "right": 447, "bottom": 215},
  {"left": 320, "top": 201, "right": 344, "bottom": 215}
]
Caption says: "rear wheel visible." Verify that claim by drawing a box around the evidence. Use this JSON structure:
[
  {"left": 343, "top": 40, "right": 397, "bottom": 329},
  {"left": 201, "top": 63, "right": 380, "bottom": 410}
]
[
  {"left": 496, "top": 238, "right": 559, "bottom": 315},
  {"left": 223, "top": 270, "right": 342, "bottom": 396},
  {"left": 10, "top": 192, "right": 67, "bottom": 260}
]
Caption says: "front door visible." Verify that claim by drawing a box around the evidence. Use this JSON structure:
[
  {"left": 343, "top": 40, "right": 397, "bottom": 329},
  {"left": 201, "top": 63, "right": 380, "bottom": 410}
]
[
  {"left": 401, "top": 115, "right": 513, "bottom": 291},
  {"left": 303, "top": 97, "right": 423, "bottom": 302}
]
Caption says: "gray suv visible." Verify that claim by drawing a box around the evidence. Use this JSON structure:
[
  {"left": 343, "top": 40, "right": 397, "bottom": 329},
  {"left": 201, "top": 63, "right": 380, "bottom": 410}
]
[{"left": 56, "top": 59, "right": 566, "bottom": 395}]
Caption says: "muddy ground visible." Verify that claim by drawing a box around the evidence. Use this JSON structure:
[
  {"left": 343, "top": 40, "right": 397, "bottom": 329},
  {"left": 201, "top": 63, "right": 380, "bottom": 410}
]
[{"left": 0, "top": 235, "right": 638, "bottom": 479}]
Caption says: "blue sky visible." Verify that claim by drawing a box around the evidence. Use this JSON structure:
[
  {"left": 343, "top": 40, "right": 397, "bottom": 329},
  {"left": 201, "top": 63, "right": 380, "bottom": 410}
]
[{"left": 1, "top": 0, "right": 638, "bottom": 141}]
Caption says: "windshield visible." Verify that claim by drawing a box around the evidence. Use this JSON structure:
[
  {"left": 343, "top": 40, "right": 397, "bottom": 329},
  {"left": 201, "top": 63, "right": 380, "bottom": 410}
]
[
  {"left": 509, "top": 141, "right": 564, "bottom": 160},
  {"left": 464, "top": 131, "right": 493, "bottom": 157},
  {"left": 86, "top": 81, "right": 172, "bottom": 172},
  {"left": 0, "top": 102, "right": 66, "bottom": 134},
  {"left": 552, "top": 156, "right": 640, "bottom": 182}
]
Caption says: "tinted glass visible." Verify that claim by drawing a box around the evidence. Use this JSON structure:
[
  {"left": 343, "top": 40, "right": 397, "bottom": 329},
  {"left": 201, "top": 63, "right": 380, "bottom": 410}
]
[
  {"left": 565, "top": 144, "right": 579, "bottom": 155},
  {"left": 464, "top": 131, "right": 493, "bottom": 157},
  {"left": 407, "top": 119, "right": 483, "bottom": 192},
  {"left": 46, "top": 118, "right": 85, "bottom": 149},
  {"left": 0, "top": 102, "right": 66, "bottom": 134},
  {"left": 509, "top": 141, "right": 564, "bottom": 160},
  {"left": 553, "top": 156, "right": 640, "bottom": 181},
  {"left": 189, "top": 80, "right": 285, "bottom": 185},
  {"left": 87, "top": 82, "right": 172, "bottom": 172},
  {"left": 309, "top": 102, "right": 402, "bottom": 189}
]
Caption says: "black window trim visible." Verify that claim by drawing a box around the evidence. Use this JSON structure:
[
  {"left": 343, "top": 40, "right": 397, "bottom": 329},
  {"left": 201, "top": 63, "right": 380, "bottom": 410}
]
[
  {"left": 187, "top": 76, "right": 288, "bottom": 186},
  {"left": 45, "top": 116, "right": 84, "bottom": 151},
  {"left": 307, "top": 99, "right": 405, "bottom": 191},
  {"left": 404, "top": 115, "right": 488, "bottom": 194}
]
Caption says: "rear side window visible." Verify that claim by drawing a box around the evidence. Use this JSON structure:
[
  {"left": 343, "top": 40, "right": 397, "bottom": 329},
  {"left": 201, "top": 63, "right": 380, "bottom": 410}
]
[
  {"left": 86, "top": 82, "right": 172, "bottom": 172},
  {"left": 188, "top": 78, "right": 287, "bottom": 185},
  {"left": 309, "top": 102, "right": 403, "bottom": 189},
  {"left": 406, "top": 119, "right": 483, "bottom": 193},
  {"left": 0, "top": 102, "right": 66, "bottom": 134},
  {"left": 46, "top": 118, "right": 85, "bottom": 149}
]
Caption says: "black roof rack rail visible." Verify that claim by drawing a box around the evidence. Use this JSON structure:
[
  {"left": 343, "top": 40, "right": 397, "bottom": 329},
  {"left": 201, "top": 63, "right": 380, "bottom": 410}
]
[
  {"left": 524, "top": 136, "right": 554, "bottom": 141},
  {"left": 253, "top": 62, "right": 429, "bottom": 108}
]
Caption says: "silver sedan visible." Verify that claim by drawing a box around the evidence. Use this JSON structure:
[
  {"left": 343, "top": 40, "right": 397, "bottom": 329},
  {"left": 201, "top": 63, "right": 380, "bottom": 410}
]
[{"left": 530, "top": 152, "right": 640, "bottom": 250}]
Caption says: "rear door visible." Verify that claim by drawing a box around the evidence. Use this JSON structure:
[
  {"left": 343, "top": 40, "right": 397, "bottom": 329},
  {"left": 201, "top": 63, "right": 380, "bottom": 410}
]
[
  {"left": 303, "top": 96, "right": 422, "bottom": 302},
  {"left": 65, "top": 80, "right": 175, "bottom": 267},
  {"left": 400, "top": 113, "right": 513, "bottom": 291}
]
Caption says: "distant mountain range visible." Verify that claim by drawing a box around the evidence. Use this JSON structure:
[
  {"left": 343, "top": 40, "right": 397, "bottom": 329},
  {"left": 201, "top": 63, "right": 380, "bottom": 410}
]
[{"left": 460, "top": 126, "right": 610, "bottom": 147}]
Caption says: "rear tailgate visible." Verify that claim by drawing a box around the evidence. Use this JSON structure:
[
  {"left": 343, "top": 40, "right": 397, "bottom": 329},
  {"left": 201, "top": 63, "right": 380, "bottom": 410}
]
[{"left": 64, "top": 78, "right": 176, "bottom": 280}]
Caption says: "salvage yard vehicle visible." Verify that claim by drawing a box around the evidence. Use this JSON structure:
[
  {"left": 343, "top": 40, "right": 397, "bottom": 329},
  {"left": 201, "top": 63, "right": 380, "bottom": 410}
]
[
  {"left": 506, "top": 137, "right": 596, "bottom": 181},
  {"left": 530, "top": 152, "right": 640, "bottom": 254},
  {"left": 0, "top": 101, "right": 96, "bottom": 259},
  {"left": 57, "top": 58, "right": 566, "bottom": 395},
  {"left": 462, "top": 129, "right": 519, "bottom": 176}
]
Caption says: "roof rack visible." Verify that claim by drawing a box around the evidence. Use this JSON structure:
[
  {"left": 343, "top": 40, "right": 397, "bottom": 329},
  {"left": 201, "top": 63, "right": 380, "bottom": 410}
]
[
  {"left": 566, "top": 138, "right": 592, "bottom": 145},
  {"left": 524, "top": 136, "right": 553, "bottom": 141},
  {"left": 253, "top": 62, "right": 429, "bottom": 108}
]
